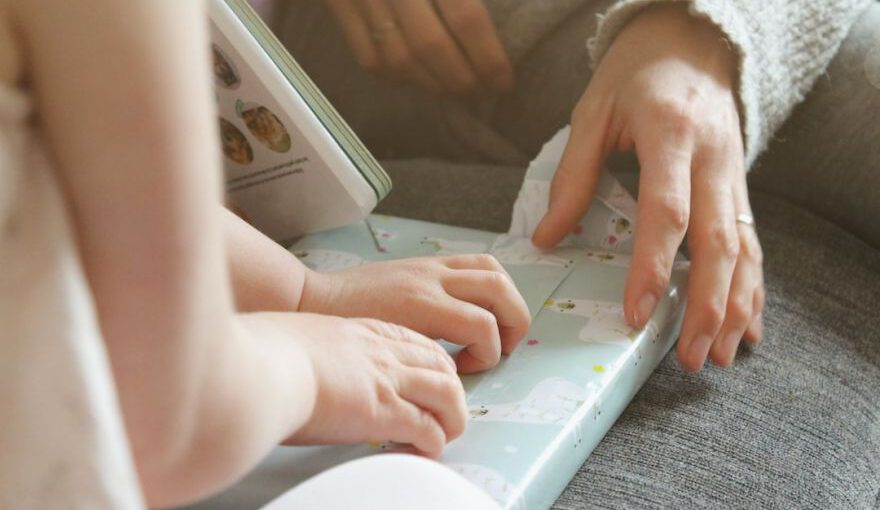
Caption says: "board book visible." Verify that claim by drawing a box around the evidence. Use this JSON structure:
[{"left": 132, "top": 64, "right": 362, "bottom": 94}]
[{"left": 208, "top": 0, "right": 391, "bottom": 242}]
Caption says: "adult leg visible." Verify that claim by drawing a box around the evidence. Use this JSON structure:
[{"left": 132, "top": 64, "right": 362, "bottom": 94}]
[
  {"left": 749, "top": 2, "right": 880, "bottom": 248},
  {"left": 271, "top": 1, "right": 613, "bottom": 163}
]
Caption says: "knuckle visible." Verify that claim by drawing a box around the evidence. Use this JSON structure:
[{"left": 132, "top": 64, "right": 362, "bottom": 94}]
[
  {"left": 432, "top": 347, "right": 456, "bottom": 374},
  {"left": 472, "top": 309, "right": 499, "bottom": 339},
  {"left": 475, "top": 253, "right": 501, "bottom": 270},
  {"left": 699, "top": 299, "right": 727, "bottom": 329},
  {"left": 438, "top": 375, "right": 464, "bottom": 404},
  {"left": 373, "top": 349, "right": 396, "bottom": 372},
  {"left": 357, "top": 318, "right": 388, "bottom": 341},
  {"left": 373, "top": 378, "right": 398, "bottom": 411},
  {"left": 650, "top": 97, "right": 697, "bottom": 138},
  {"left": 366, "top": 318, "right": 398, "bottom": 340},
  {"left": 484, "top": 269, "right": 510, "bottom": 293},
  {"left": 740, "top": 234, "right": 764, "bottom": 265},
  {"left": 726, "top": 296, "right": 752, "bottom": 326},
  {"left": 701, "top": 116, "right": 728, "bottom": 142},
  {"left": 415, "top": 409, "right": 441, "bottom": 440},
  {"left": 700, "top": 222, "right": 739, "bottom": 260},
  {"left": 642, "top": 258, "right": 672, "bottom": 295},
  {"left": 653, "top": 193, "right": 690, "bottom": 233},
  {"left": 380, "top": 320, "right": 431, "bottom": 348},
  {"left": 404, "top": 261, "right": 433, "bottom": 281}
]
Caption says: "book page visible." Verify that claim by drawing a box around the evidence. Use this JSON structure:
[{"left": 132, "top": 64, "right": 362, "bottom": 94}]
[{"left": 209, "top": 1, "right": 376, "bottom": 242}]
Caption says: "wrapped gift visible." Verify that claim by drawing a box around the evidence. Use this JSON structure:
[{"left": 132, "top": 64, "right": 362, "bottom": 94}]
[{"left": 185, "top": 128, "right": 689, "bottom": 510}]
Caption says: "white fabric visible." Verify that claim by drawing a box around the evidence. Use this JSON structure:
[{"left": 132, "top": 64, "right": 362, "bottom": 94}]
[
  {"left": 0, "top": 84, "right": 143, "bottom": 509},
  {"left": 258, "top": 454, "right": 501, "bottom": 510}
]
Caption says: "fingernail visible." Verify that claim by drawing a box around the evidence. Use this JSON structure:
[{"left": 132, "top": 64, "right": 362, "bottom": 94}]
[
  {"left": 635, "top": 293, "right": 657, "bottom": 327},
  {"left": 688, "top": 334, "right": 714, "bottom": 370}
]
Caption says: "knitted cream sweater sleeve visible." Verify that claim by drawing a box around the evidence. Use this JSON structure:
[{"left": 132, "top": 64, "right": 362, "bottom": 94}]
[{"left": 588, "top": 0, "right": 873, "bottom": 167}]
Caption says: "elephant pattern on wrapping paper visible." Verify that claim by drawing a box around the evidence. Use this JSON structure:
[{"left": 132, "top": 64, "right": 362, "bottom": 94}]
[
  {"left": 543, "top": 298, "right": 645, "bottom": 346},
  {"left": 468, "top": 377, "right": 589, "bottom": 425}
]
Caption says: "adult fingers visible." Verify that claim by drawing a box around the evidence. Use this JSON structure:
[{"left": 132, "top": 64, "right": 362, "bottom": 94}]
[
  {"left": 360, "top": 0, "right": 444, "bottom": 93},
  {"left": 699, "top": 111, "right": 764, "bottom": 365},
  {"left": 623, "top": 124, "right": 693, "bottom": 329},
  {"left": 733, "top": 167, "right": 765, "bottom": 346},
  {"left": 743, "top": 285, "right": 765, "bottom": 344},
  {"left": 434, "top": 0, "right": 513, "bottom": 91},
  {"left": 707, "top": 240, "right": 755, "bottom": 367},
  {"left": 397, "top": 367, "right": 468, "bottom": 443},
  {"left": 442, "top": 269, "right": 531, "bottom": 354},
  {"left": 532, "top": 96, "right": 611, "bottom": 248},
  {"left": 389, "top": 0, "right": 480, "bottom": 92},
  {"left": 325, "top": 0, "right": 381, "bottom": 72},
  {"left": 676, "top": 144, "right": 739, "bottom": 372}
]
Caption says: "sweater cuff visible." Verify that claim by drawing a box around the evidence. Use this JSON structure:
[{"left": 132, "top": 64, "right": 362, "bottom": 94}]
[{"left": 588, "top": 0, "right": 762, "bottom": 168}]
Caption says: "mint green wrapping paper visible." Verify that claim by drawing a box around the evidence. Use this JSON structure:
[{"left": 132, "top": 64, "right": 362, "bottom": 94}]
[
  {"left": 183, "top": 127, "right": 689, "bottom": 510},
  {"left": 281, "top": 211, "right": 688, "bottom": 510}
]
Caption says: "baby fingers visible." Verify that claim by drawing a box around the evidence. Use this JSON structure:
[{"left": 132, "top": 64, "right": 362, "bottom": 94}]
[
  {"left": 397, "top": 367, "right": 468, "bottom": 446},
  {"left": 441, "top": 268, "right": 531, "bottom": 354}
]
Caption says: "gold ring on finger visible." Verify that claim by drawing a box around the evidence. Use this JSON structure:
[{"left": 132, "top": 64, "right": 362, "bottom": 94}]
[{"left": 735, "top": 213, "right": 755, "bottom": 228}]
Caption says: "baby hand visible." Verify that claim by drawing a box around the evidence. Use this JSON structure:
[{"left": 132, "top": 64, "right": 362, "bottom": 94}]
[
  {"left": 283, "top": 313, "right": 466, "bottom": 458},
  {"left": 300, "top": 255, "right": 531, "bottom": 374}
]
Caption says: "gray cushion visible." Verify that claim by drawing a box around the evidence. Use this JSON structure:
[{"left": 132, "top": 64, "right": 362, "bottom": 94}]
[{"left": 377, "top": 160, "right": 880, "bottom": 509}]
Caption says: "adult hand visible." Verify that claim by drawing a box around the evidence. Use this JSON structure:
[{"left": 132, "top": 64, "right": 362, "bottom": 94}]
[
  {"left": 301, "top": 254, "right": 531, "bottom": 374},
  {"left": 532, "top": 4, "right": 764, "bottom": 372},
  {"left": 323, "top": 0, "right": 513, "bottom": 94}
]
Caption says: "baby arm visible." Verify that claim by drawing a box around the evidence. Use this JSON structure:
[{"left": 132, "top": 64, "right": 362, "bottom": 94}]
[
  {"left": 15, "top": 0, "right": 329, "bottom": 505},
  {"left": 224, "top": 211, "right": 531, "bottom": 373},
  {"left": 223, "top": 206, "right": 310, "bottom": 312},
  {"left": 16, "top": 0, "right": 470, "bottom": 505}
]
